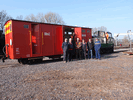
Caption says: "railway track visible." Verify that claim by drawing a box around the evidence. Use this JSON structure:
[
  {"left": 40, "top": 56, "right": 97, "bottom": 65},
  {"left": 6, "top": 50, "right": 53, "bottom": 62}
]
[{"left": 114, "top": 46, "right": 130, "bottom": 49}]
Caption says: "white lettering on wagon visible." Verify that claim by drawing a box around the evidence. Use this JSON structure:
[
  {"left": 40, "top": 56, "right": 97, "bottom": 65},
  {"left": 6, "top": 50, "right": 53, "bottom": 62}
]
[
  {"left": 82, "top": 34, "right": 86, "bottom": 37},
  {"left": 44, "top": 32, "right": 50, "bottom": 36},
  {"left": 26, "top": 54, "right": 30, "bottom": 57},
  {"left": 16, "top": 48, "right": 20, "bottom": 54},
  {"left": 34, "top": 44, "right": 38, "bottom": 46}
]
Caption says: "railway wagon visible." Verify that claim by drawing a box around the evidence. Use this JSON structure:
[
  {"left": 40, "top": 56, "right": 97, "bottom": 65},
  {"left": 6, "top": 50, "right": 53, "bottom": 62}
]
[
  {"left": 93, "top": 31, "right": 114, "bottom": 53},
  {"left": 0, "top": 30, "right": 5, "bottom": 56},
  {"left": 3, "top": 19, "right": 92, "bottom": 64}
]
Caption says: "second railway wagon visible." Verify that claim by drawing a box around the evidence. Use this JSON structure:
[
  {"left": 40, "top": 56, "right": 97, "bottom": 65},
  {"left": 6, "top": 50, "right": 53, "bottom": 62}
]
[
  {"left": 93, "top": 31, "right": 114, "bottom": 53},
  {"left": 3, "top": 19, "right": 92, "bottom": 64}
]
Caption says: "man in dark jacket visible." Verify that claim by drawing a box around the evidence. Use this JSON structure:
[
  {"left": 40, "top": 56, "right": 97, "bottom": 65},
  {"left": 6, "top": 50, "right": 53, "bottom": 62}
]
[
  {"left": 87, "top": 38, "right": 93, "bottom": 59},
  {"left": 62, "top": 38, "right": 68, "bottom": 62},
  {"left": 68, "top": 38, "right": 73, "bottom": 61},
  {"left": 94, "top": 38, "right": 101, "bottom": 60},
  {"left": 81, "top": 39, "right": 87, "bottom": 59},
  {"left": 72, "top": 32, "right": 76, "bottom": 58}
]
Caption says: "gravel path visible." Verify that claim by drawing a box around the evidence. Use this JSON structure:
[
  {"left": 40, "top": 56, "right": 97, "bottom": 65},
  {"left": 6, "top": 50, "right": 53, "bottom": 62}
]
[{"left": 0, "top": 52, "right": 133, "bottom": 100}]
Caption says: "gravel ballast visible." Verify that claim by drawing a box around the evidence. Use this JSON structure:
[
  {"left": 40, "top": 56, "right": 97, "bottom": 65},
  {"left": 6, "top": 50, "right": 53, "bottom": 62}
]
[{"left": 0, "top": 52, "right": 133, "bottom": 99}]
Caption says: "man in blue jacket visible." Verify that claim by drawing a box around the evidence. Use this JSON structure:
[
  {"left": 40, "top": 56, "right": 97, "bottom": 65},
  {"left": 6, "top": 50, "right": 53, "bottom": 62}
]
[{"left": 94, "top": 38, "right": 101, "bottom": 60}]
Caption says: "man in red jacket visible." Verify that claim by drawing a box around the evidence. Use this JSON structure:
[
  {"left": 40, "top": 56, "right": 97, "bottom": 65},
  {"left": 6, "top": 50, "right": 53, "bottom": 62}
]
[{"left": 76, "top": 38, "right": 82, "bottom": 60}]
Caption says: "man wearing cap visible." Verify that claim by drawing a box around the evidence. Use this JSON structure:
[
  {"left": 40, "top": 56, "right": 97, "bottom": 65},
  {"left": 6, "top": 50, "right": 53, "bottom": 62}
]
[{"left": 94, "top": 38, "right": 101, "bottom": 60}]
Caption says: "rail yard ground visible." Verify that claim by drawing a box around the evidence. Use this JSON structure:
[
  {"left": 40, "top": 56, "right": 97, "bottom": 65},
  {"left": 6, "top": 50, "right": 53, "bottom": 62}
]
[{"left": 1, "top": 50, "right": 133, "bottom": 99}]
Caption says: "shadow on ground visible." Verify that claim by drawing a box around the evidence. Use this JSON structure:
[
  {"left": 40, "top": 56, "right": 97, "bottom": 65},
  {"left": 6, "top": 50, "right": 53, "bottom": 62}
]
[
  {"left": 0, "top": 50, "right": 126, "bottom": 65},
  {"left": 30, "top": 52, "right": 119, "bottom": 65}
]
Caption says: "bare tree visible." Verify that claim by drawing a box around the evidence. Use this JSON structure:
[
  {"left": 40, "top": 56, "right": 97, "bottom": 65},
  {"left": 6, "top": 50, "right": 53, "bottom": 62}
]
[
  {"left": 25, "top": 13, "right": 45, "bottom": 23},
  {"left": 44, "top": 12, "right": 64, "bottom": 24},
  {"left": 92, "top": 27, "right": 98, "bottom": 34},
  {"left": 0, "top": 10, "right": 12, "bottom": 30},
  {"left": 25, "top": 14, "right": 38, "bottom": 22},
  {"left": 16, "top": 15, "right": 23, "bottom": 20},
  {"left": 122, "top": 36, "right": 129, "bottom": 46},
  {"left": 24, "top": 12, "right": 65, "bottom": 24},
  {"left": 92, "top": 26, "right": 107, "bottom": 36},
  {"left": 98, "top": 26, "right": 107, "bottom": 32},
  {"left": 117, "top": 39, "right": 122, "bottom": 46},
  {"left": 36, "top": 13, "right": 46, "bottom": 23}
]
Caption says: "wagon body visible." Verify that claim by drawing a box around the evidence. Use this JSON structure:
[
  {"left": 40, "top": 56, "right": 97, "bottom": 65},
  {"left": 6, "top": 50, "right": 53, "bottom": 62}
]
[{"left": 4, "top": 19, "right": 92, "bottom": 63}]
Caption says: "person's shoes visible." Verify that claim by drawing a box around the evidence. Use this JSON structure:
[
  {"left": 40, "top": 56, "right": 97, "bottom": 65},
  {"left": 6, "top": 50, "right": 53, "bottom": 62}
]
[{"left": 98, "top": 59, "right": 101, "bottom": 60}]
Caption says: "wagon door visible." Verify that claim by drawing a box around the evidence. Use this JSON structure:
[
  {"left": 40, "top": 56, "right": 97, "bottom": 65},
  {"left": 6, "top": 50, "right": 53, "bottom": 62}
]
[
  {"left": 74, "top": 27, "right": 82, "bottom": 41},
  {"left": 31, "top": 24, "right": 41, "bottom": 56},
  {"left": 41, "top": 24, "right": 54, "bottom": 56},
  {"left": 53, "top": 25, "right": 63, "bottom": 55}
]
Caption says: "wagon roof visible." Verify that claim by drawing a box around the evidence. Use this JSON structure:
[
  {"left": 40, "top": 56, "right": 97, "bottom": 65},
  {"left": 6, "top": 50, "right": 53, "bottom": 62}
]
[{"left": 5, "top": 19, "right": 91, "bottom": 29}]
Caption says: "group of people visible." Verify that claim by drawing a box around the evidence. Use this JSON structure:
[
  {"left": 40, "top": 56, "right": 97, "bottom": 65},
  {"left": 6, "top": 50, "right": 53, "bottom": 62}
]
[{"left": 62, "top": 36, "right": 101, "bottom": 63}]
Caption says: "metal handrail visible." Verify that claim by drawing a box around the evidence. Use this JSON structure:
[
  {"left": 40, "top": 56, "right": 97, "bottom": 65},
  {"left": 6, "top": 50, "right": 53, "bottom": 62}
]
[{"left": 3, "top": 44, "right": 9, "bottom": 57}]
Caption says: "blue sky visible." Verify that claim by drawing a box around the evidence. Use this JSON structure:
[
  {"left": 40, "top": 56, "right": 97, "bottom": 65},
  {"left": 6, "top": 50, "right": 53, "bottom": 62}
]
[{"left": 1, "top": 0, "right": 133, "bottom": 39}]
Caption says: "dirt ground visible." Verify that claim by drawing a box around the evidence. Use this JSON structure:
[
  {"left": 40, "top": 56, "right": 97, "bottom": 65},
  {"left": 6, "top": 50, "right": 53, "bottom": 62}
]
[{"left": 1, "top": 51, "right": 133, "bottom": 100}]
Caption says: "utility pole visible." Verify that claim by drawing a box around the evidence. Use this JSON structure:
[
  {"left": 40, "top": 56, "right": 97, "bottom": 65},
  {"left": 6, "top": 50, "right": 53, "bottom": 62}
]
[
  {"left": 0, "top": 22, "right": 1, "bottom": 30},
  {"left": 114, "top": 34, "right": 119, "bottom": 46},
  {"left": 127, "top": 30, "right": 132, "bottom": 52}
]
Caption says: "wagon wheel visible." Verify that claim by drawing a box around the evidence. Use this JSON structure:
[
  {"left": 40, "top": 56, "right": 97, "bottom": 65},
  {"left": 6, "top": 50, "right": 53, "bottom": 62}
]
[
  {"left": 18, "top": 59, "right": 22, "bottom": 64},
  {"left": 35, "top": 59, "right": 43, "bottom": 63},
  {"left": 111, "top": 47, "right": 114, "bottom": 53},
  {"left": 28, "top": 60, "right": 33, "bottom": 64},
  {"left": 21, "top": 59, "right": 28, "bottom": 64}
]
